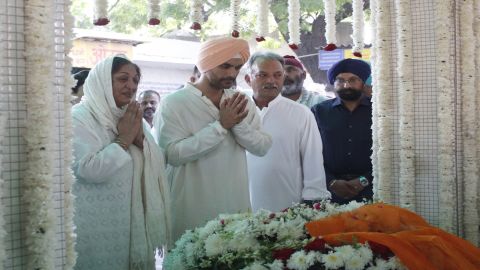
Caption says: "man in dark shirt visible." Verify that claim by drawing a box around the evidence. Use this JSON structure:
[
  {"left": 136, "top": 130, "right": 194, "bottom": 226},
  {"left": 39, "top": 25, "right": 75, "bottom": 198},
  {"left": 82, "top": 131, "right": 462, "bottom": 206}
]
[{"left": 311, "top": 59, "right": 372, "bottom": 204}]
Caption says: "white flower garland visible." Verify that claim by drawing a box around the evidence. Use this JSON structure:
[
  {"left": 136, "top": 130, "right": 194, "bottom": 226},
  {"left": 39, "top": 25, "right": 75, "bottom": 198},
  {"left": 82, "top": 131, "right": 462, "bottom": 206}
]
[
  {"left": 0, "top": 112, "right": 7, "bottom": 270},
  {"left": 230, "top": 0, "right": 241, "bottom": 37},
  {"left": 256, "top": 0, "right": 269, "bottom": 41},
  {"left": 190, "top": 0, "right": 203, "bottom": 30},
  {"left": 148, "top": 0, "right": 161, "bottom": 25},
  {"left": 395, "top": 0, "right": 415, "bottom": 211},
  {"left": 63, "top": 0, "right": 78, "bottom": 267},
  {"left": 370, "top": 0, "right": 379, "bottom": 200},
  {"left": 435, "top": 0, "right": 456, "bottom": 233},
  {"left": 474, "top": 0, "right": 480, "bottom": 246},
  {"left": 288, "top": 0, "right": 300, "bottom": 48},
  {"left": 373, "top": 0, "right": 394, "bottom": 203},
  {"left": 460, "top": 0, "right": 479, "bottom": 245},
  {"left": 323, "top": 0, "right": 337, "bottom": 50},
  {"left": 93, "top": 0, "right": 109, "bottom": 25},
  {"left": 24, "top": 0, "right": 57, "bottom": 268},
  {"left": 352, "top": 0, "right": 365, "bottom": 57}
]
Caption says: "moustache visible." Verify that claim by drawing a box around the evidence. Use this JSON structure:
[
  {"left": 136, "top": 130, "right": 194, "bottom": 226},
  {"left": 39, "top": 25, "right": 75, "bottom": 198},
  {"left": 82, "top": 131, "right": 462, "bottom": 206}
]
[
  {"left": 262, "top": 84, "right": 278, "bottom": 90},
  {"left": 143, "top": 107, "right": 155, "bottom": 114},
  {"left": 221, "top": 77, "right": 236, "bottom": 82}
]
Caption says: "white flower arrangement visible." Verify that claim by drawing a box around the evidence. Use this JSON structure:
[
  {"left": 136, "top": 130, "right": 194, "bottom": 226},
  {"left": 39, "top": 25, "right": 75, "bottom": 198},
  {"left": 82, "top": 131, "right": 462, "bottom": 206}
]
[
  {"left": 351, "top": 0, "right": 365, "bottom": 57},
  {"left": 148, "top": 0, "right": 161, "bottom": 25},
  {"left": 459, "top": 0, "right": 479, "bottom": 245},
  {"left": 256, "top": 0, "right": 269, "bottom": 42},
  {"left": 230, "top": 0, "right": 241, "bottom": 37},
  {"left": 63, "top": 0, "right": 78, "bottom": 267},
  {"left": 24, "top": 0, "right": 57, "bottom": 269},
  {"left": 287, "top": 0, "right": 300, "bottom": 49},
  {"left": 163, "top": 202, "right": 406, "bottom": 270},
  {"left": 474, "top": 0, "right": 480, "bottom": 245},
  {"left": 0, "top": 112, "right": 7, "bottom": 269},
  {"left": 372, "top": 0, "right": 394, "bottom": 203},
  {"left": 395, "top": 0, "right": 415, "bottom": 212},
  {"left": 323, "top": 0, "right": 337, "bottom": 50},
  {"left": 435, "top": 0, "right": 456, "bottom": 233},
  {"left": 190, "top": 0, "right": 203, "bottom": 30},
  {"left": 93, "top": 0, "right": 109, "bottom": 25},
  {"left": 369, "top": 0, "right": 379, "bottom": 195}
]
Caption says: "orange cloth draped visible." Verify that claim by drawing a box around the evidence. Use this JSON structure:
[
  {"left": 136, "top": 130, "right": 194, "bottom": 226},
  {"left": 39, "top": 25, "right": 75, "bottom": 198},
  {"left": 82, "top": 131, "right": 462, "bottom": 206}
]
[{"left": 305, "top": 203, "right": 480, "bottom": 270}]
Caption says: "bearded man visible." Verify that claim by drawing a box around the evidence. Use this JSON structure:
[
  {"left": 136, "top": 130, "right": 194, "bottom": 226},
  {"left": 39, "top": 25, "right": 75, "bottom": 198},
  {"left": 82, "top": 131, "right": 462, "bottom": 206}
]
[
  {"left": 311, "top": 58, "right": 373, "bottom": 204},
  {"left": 281, "top": 55, "right": 327, "bottom": 108}
]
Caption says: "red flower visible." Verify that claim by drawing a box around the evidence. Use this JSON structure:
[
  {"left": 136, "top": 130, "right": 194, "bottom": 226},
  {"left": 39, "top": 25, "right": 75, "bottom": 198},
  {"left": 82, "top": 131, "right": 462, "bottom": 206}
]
[
  {"left": 353, "top": 51, "right": 363, "bottom": 58},
  {"left": 93, "top": 18, "right": 110, "bottom": 26},
  {"left": 304, "top": 237, "right": 326, "bottom": 252},
  {"left": 256, "top": 36, "right": 266, "bottom": 42},
  {"left": 148, "top": 18, "right": 160, "bottom": 25},
  {"left": 289, "top": 43, "right": 299, "bottom": 50},
  {"left": 324, "top": 43, "right": 337, "bottom": 51},
  {"left": 190, "top": 22, "right": 201, "bottom": 30},
  {"left": 369, "top": 241, "right": 394, "bottom": 260},
  {"left": 269, "top": 213, "right": 276, "bottom": 219},
  {"left": 272, "top": 248, "right": 296, "bottom": 261},
  {"left": 220, "top": 219, "right": 225, "bottom": 226},
  {"left": 231, "top": 30, "right": 240, "bottom": 38},
  {"left": 313, "top": 203, "right": 321, "bottom": 210}
]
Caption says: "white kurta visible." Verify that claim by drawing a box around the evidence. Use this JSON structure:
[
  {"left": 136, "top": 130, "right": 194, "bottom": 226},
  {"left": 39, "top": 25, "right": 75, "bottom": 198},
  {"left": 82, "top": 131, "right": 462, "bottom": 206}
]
[
  {"left": 157, "top": 84, "right": 272, "bottom": 241},
  {"left": 247, "top": 95, "right": 331, "bottom": 212}
]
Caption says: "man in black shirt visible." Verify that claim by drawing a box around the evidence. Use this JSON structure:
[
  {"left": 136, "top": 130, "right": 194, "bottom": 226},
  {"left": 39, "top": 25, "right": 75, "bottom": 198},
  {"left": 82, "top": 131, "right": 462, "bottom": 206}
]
[{"left": 311, "top": 59, "right": 372, "bottom": 204}]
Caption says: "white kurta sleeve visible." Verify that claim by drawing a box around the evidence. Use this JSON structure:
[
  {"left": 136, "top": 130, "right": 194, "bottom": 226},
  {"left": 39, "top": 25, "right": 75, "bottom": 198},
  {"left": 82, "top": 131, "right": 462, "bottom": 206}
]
[
  {"left": 300, "top": 112, "right": 332, "bottom": 200},
  {"left": 73, "top": 122, "right": 132, "bottom": 183},
  {"left": 158, "top": 101, "right": 228, "bottom": 166},
  {"left": 231, "top": 98, "right": 272, "bottom": 156}
]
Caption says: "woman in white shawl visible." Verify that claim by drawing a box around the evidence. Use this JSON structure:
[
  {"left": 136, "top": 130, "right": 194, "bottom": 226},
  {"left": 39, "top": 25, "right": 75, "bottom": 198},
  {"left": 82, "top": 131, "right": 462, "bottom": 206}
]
[{"left": 72, "top": 55, "right": 170, "bottom": 270}]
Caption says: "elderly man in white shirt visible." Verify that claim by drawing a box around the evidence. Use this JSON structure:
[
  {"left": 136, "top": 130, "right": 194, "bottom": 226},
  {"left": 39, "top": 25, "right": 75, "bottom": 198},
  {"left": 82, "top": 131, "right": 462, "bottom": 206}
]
[{"left": 245, "top": 51, "right": 331, "bottom": 212}]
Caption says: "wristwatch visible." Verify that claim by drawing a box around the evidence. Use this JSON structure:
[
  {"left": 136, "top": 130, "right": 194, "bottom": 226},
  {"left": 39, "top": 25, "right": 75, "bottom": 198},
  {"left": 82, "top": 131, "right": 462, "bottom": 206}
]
[{"left": 359, "top": 176, "right": 369, "bottom": 187}]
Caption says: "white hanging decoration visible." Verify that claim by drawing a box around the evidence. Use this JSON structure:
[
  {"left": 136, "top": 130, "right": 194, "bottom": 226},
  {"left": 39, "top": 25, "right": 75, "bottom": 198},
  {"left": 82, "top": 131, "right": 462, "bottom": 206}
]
[
  {"left": 190, "top": 0, "right": 203, "bottom": 30},
  {"left": 93, "top": 0, "right": 109, "bottom": 25},
  {"left": 287, "top": 0, "right": 300, "bottom": 49},
  {"left": 256, "top": 0, "right": 269, "bottom": 42},
  {"left": 351, "top": 0, "right": 365, "bottom": 57},
  {"left": 0, "top": 113, "right": 7, "bottom": 270},
  {"left": 231, "top": 0, "right": 241, "bottom": 37},
  {"left": 148, "top": 0, "right": 161, "bottom": 25},
  {"left": 323, "top": 0, "right": 337, "bottom": 50}
]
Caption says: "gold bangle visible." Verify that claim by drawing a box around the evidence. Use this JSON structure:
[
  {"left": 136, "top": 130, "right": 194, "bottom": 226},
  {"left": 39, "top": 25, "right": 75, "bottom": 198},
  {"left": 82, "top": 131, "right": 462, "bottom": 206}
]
[{"left": 115, "top": 138, "right": 128, "bottom": 150}]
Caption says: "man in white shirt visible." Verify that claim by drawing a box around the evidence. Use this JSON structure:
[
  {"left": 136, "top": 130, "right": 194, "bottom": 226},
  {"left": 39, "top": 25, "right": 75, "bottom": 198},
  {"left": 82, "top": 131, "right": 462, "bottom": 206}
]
[
  {"left": 155, "top": 37, "right": 272, "bottom": 241},
  {"left": 281, "top": 55, "right": 327, "bottom": 108},
  {"left": 245, "top": 51, "right": 331, "bottom": 212}
]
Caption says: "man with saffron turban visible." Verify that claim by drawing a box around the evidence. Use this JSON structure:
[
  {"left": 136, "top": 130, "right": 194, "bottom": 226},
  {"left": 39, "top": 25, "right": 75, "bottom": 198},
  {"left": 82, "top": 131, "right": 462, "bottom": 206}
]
[{"left": 155, "top": 37, "right": 272, "bottom": 242}]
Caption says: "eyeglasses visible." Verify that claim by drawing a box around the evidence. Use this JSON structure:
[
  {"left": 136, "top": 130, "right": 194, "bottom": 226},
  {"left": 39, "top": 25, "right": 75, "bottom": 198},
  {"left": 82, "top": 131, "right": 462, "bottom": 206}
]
[{"left": 334, "top": 77, "right": 362, "bottom": 85}]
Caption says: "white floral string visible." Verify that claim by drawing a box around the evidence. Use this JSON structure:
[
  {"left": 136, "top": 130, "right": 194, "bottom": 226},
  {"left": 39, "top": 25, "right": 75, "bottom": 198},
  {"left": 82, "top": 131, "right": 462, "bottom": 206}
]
[
  {"left": 435, "top": 0, "right": 456, "bottom": 233},
  {"left": 256, "top": 0, "right": 268, "bottom": 42},
  {"left": 24, "top": 0, "right": 57, "bottom": 268},
  {"left": 287, "top": 0, "right": 300, "bottom": 49},
  {"left": 369, "top": 0, "right": 379, "bottom": 200},
  {"left": 190, "top": 0, "right": 203, "bottom": 30},
  {"left": 64, "top": 0, "right": 78, "bottom": 267},
  {"left": 0, "top": 112, "right": 7, "bottom": 270},
  {"left": 230, "top": 0, "right": 241, "bottom": 37},
  {"left": 372, "top": 0, "right": 394, "bottom": 203},
  {"left": 323, "top": 0, "right": 337, "bottom": 50},
  {"left": 474, "top": 0, "right": 480, "bottom": 246},
  {"left": 460, "top": 0, "right": 479, "bottom": 245},
  {"left": 93, "top": 0, "right": 109, "bottom": 25},
  {"left": 352, "top": 0, "right": 365, "bottom": 57},
  {"left": 148, "top": 0, "right": 161, "bottom": 25},
  {"left": 395, "top": 0, "right": 415, "bottom": 211}
]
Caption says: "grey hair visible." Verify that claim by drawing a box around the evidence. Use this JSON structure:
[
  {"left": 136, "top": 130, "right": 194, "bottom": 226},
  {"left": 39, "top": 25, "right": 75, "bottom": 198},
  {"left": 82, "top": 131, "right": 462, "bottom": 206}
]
[
  {"left": 247, "top": 51, "right": 285, "bottom": 74},
  {"left": 138, "top": 90, "right": 160, "bottom": 100}
]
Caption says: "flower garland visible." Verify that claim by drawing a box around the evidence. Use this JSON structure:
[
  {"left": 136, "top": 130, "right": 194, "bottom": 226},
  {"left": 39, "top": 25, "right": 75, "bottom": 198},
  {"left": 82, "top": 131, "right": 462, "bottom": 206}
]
[
  {"left": 474, "top": 0, "right": 480, "bottom": 246},
  {"left": 24, "top": 0, "right": 57, "bottom": 268},
  {"left": 373, "top": 0, "right": 394, "bottom": 203},
  {"left": 351, "top": 0, "right": 365, "bottom": 57},
  {"left": 256, "top": 0, "right": 268, "bottom": 42},
  {"left": 63, "top": 0, "right": 78, "bottom": 267},
  {"left": 0, "top": 112, "right": 7, "bottom": 269},
  {"left": 323, "top": 0, "right": 337, "bottom": 51},
  {"left": 148, "top": 0, "right": 161, "bottom": 25},
  {"left": 190, "top": 0, "right": 203, "bottom": 30},
  {"left": 395, "top": 0, "right": 415, "bottom": 211},
  {"left": 164, "top": 202, "right": 406, "bottom": 270},
  {"left": 230, "top": 0, "right": 241, "bottom": 37},
  {"left": 460, "top": 0, "right": 479, "bottom": 245},
  {"left": 435, "top": 0, "right": 456, "bottom": 233},
  {"left": 93, "top": 0, "right": 109, "bottom": 25},
  {"left": 287, "top": 0, "right": 300, "bottom": 50},
  {"left": 369, "top": 0, "right": 379, "bottom": 200}
]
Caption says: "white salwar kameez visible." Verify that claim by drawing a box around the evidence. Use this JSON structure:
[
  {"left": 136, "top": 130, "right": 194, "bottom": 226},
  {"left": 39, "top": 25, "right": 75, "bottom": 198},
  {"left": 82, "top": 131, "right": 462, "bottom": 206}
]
[
  {"left": 156, "top": 83, "right": 272, "bottom": 241},
  {"left": 247, "top": 95, "right": 330, "bottom": 212}
]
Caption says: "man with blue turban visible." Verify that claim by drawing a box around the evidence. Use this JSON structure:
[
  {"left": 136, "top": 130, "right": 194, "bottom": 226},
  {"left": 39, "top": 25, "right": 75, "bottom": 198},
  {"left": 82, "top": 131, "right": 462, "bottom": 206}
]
[{"left": 311, "top": 58, "right": 373, "bottom": 204}]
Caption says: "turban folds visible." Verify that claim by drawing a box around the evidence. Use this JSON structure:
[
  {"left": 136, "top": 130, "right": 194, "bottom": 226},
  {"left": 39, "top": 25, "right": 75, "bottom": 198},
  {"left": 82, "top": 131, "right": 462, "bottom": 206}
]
[
  {"left": 196, "top": 37, "right": 250, "bottom": 73},
  {"left": 283, "top": 55, "right": 304, "bottom": 70},
  {"left": 327, "top": 58, "right": 371, "bottom": 85}
]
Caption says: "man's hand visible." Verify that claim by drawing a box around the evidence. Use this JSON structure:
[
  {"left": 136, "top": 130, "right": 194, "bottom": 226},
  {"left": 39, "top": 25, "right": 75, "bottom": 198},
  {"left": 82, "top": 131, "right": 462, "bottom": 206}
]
[
  {"left": 117, "top": 101, "right": 143, "bottom": 147},
  {"left": 219, "top": 92, "right": 249, "bottom": 129},
  {"left": 329, "top": 179, "right": 360, "bottom": 200}
]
